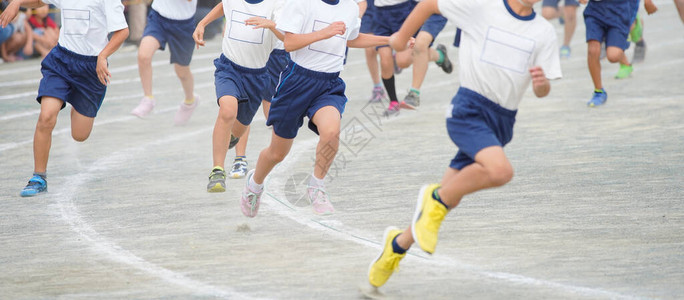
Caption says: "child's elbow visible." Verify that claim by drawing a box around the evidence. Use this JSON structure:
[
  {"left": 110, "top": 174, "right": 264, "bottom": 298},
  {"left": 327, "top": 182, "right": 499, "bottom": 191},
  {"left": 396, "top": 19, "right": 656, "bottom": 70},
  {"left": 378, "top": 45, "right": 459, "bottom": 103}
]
[{"left": 120, "top": 28, "right": 130, "bottom": 39}]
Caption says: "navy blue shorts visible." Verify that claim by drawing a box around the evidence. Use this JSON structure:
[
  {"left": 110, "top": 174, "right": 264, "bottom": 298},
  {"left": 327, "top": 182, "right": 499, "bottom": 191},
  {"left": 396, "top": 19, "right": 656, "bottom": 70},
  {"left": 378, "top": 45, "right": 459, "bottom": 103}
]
[
  {"left": 143, "top": 9, "right": 196, "bottom": 66},
  {"left": 583, "top": 0, "right": 631, "bottom": 50},
  {"left": 373, "top": 1, "right": 415, "bottom": 39},
  {"left": 420, "top": 14, "right": 447, "bottom": 46},
  {"left": 37, "top": 45, "right": 107, "bottom": 118},
  {"left": 447, "top": 88, "right": 517, "bottom": 170},
  {"left": 214, "top": 54, "right": 269, "bottom": 126},
  {"left": 360, "top": 0, "right": 376, "bottom": 34},
  {"left": 264, "top": 49, "right": 290, "bottom": 102},
  {"left": 542, "top": 0, "right": 579, "bottom": 7},
  {"left": 267, "top": 63, "right": 347, "bottom": 139}
]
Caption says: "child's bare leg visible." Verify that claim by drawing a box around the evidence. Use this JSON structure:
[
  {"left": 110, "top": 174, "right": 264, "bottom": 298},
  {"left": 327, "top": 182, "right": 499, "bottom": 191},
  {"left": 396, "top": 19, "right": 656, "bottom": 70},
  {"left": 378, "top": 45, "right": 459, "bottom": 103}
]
[
  {"left": 587, "top": 40, "right": 603, "bottom": 89},
  {"left": 396, "top": 146, "right": 513, "bottom": 249},
  {"left": 364, "top": 47, "right": 381, "bottom": 85},
  {"left": 137, "top": 36, "right": 160, "bottom": 96},
  {"left": 261, "top": 100, "right": 271, "bottom": 119},
  {"left": 394, "top": 47, "right": 413, "bottom": 69},
  {"left": 605, "top": 46, "right": 627, "bottom": 64},
  {"left": 253, "top": 131, "right": 294, "bottom": 184},
  {"left": 310, "top": 106, "right": 341, "bottom": 179},
  {"left": 70, "top": 107, "right": 96, "bottom": 142},
  {"left": 212, "top": 96, "right": 239, "bottom": 168},
  {"left": 173, "top": 63, "right": 194, "bottom": 101},
  {"left": 411, "top": 31, "right": 438, "bottom": 90},
  {"left": 676, "top": 0, "right": 684, "bottom": 23},
  {"left": 33, "top": 97, "right": 63, "bottom": 173},
  {"left": 562, "top": 6, "right": 577, "bottom": 46},
  {"left": 235, "top": 125, "right": 250, "bottom": 157}
]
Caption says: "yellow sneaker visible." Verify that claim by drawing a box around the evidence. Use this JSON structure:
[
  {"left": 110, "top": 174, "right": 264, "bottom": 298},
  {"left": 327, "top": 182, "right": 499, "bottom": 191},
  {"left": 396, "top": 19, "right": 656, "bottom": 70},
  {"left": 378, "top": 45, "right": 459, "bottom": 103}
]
[
  {"left": 411, "top": 184, "right": 447, "bottom": 254},
  {"left": 368, "top": 226, "right": 406, "bottom": 287}
]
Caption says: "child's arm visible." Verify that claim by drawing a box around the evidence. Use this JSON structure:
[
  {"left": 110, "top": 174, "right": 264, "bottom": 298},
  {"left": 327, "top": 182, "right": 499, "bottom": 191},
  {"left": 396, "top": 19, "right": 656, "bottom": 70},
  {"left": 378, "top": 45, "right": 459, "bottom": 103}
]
[
  {"left": 529, "top": 66, "right": 550, "bottom": 98},
  {"left": 96, "top": 27, "right": 129, "bottom": 85},
  {"left": 22, "top": 21, "right": 33, "bottom": 56},
  {"left": 0, "top": 0, "right": 45, "bottom": 28},
  {"left": 245, "top": 17, "right": 284, "bottom": 41},
  {"left": 643, "top": 0, "right": 657, "bottom": 14},
  {"left": 389, "top": 0, "right": 438, "bottom": 51},
  {"left": 358, "top": 0, "right": 367, "bottom": 18},
  {"left": 193, "top": 2, "right": 224, "bottom": 48},
  {"left": 283, "top": 21, "right": 346, "bottom": 52}
]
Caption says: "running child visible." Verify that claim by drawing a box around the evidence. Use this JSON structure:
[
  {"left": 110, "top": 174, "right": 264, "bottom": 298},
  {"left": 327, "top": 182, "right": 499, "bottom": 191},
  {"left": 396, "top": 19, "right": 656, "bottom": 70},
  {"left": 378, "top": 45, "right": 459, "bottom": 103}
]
[
  {"left": 240, "top": 0, "right": 412, "bottom": 217},
  {"left": 131, "top": 0, "right": 200, "bottom": 126},
  {"left": 193, "top": 0, "right": 281, "bottom": 193},
  {"left": 359, "top": 0, "right": 387, "bottom": 103},
  {"left": 0, "top": 0, "right": 129, "bottom": 197},
  {"left": 365, "top": 0, "right": 561, "bottom": 290},
  {"left": 227, "top": 5, "right": 290, "bottom": 180},
  {"left": 581, "top": 0, "right": 655, "bottom": 107},
  {"left": 541, "top": 0, "right": 579, "bottom": 58}
]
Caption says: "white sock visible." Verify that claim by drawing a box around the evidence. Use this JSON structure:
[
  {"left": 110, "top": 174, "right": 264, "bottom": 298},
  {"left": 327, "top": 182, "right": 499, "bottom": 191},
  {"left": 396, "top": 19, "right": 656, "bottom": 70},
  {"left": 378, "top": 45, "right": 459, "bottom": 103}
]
[
  {"left": 309, "top": 174, "right": 325, "bottom": 188},
  {"left": 249, "top": 176, "right": 263, "bottom": 193}
]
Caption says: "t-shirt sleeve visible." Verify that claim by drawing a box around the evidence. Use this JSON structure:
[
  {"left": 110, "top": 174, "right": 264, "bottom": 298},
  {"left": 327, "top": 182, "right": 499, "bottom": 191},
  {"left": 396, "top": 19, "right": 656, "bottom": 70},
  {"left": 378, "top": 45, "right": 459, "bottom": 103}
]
[
  {"left": 535, "top": 27, "right": 562, "bottom": 80},
  {"left": 276, "top": 0, "right": 306, "bottom": 34},
  {"left": 347, "top": 17, "right": 361, "bottom": 41},
  {"left": 104, "top": 0, "right": 128, "bottom": 33},
  {"left": 437, "top": 0, "right": 478, "bottom": 32}
]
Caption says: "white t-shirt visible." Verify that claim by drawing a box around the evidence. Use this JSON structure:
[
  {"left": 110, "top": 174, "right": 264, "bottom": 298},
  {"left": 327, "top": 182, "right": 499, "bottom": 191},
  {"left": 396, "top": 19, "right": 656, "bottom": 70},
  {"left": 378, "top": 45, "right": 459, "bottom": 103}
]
[
  {"left": 272, "top": 0, "right": 285, "bottom": 50},
  {"left": 43, "top": 0, "right": 128, "bottom": 56},
  {"left": 438, "top": 0, "right": 562, "bottom": 110},
  {"left": 221, "top": 0, "right": 279, "bottom": 69},
  {"left": 152, "top": 0, "right": 198, "bottom": 20},
  {"left": 277, "top": 0, "right": 361, "bottom": 73},
  {"left": 375, "top": 0, "right": 410, "bottom": 7}
]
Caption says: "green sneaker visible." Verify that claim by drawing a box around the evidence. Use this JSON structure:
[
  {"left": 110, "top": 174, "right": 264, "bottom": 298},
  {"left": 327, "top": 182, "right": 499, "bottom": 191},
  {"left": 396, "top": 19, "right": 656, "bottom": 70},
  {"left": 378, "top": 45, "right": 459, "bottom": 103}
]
[
  {"left": 615, "top": 64, "right": 633, "bottom": 79},
  {"left": 207, "top": 167, "right": 226, "bottom": 192},
  {"left": 629, "top": 15, "right": 643, "bottom": 43}
]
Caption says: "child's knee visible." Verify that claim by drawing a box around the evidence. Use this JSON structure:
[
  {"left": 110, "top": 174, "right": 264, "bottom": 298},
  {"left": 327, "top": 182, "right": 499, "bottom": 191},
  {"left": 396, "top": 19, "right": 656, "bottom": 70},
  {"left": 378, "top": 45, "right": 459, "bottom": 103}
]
[
  {"left": 606, "top": 51, "right": 622, "bottom": 63},
  {"left": 71, "top": 131, "right": 90, "bottom": 142},
  {"left": 217, "top": 107, "right": 237, "bottom": 123},
  {"left": 488, "top": 164, "right": 514, "bottom": 187},
  {"left": 37, "top": 112, "right": 57, "bottom": 131},
  {"left": 137, "top": 51, "right": 153, "bottom": 64},
  {"left": 265, "top": 146, "right": 289, "bottom": 163}
]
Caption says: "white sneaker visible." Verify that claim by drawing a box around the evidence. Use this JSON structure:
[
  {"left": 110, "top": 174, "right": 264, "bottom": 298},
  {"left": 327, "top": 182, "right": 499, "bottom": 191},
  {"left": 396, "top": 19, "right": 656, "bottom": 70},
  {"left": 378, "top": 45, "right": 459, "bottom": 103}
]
[
  {"left": 131, "top": 96, "right": 155, "bottom": 118},
  {"left": 174, "top": 94, "right": 199, "bottom": 126},
  {"left": 229, "top": 159, "right": 248, "bottom": 179},
  {"left": 308, "top": 186, "right": 335, "bottom": 215}
]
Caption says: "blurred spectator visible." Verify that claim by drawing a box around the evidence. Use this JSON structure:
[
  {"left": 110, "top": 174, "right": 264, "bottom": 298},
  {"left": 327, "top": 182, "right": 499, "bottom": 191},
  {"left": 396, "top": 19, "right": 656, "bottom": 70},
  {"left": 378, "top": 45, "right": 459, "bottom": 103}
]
[
  {"left": 0, "top": 2, "right": 30, "bottom": 62},
  {"left": 27, "top": 5, "right": 59, "bottom": 57},
  {"left": 125, "top": 0, "right": 152, "bottom": 45}
]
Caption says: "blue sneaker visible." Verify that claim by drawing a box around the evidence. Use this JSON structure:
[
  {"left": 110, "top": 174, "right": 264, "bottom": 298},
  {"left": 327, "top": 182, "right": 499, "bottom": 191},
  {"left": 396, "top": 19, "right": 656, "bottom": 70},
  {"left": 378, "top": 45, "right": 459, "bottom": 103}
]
[
  {"left": 20, "top": 175, "right": 47, "bottom": 197},
  {"left": 560, "top": 45, "right": 571, "bottom": 58},
  {"left": 587, "top": 89, "right": 607, "bottom": 107}
]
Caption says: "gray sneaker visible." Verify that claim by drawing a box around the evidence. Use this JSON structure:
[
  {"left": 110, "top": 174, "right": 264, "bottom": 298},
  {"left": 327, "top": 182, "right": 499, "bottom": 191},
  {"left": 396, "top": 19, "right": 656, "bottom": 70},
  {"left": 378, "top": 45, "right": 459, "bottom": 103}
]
[
  {"left": 632, "top": 40, "right": 646, "bottom": 64},
  {"left": 435, "top": 44, "right": 453, "bottom": 74},
  {"left": 229, "top": 135, "right": 240, "bottom": 149},
  {"left": 403, "top": 90, "right": 420, "bottom": 108},
  {"left": 207, "top": 167, "right": 226, "bottom": 193}
]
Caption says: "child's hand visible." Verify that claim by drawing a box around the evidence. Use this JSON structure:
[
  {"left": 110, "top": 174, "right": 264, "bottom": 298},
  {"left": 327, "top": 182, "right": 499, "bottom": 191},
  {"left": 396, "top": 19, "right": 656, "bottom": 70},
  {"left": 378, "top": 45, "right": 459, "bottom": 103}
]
[
  {"left": 193, "top": 25, "right": 205, "bottom": 49},
  {"left": 644, "top": 0, "right": 657, "bottom": 14},
  {"left": 529, "top": 66, "right": 547, "bottom": 88},
  {"left": 321, "top": 21, "right": 346, "bottom": 39},
  {"left": 0, "top": 0, "right": 20, "bottom": 28},
  {"left": 245, "top": 17, "right": 275, "bottom": 30},
  {"left": 96, "top": 55, "right": 111, "bottom": 86},
  {"left": 389, "top": 33, "right": 406, "bottom": 51}
]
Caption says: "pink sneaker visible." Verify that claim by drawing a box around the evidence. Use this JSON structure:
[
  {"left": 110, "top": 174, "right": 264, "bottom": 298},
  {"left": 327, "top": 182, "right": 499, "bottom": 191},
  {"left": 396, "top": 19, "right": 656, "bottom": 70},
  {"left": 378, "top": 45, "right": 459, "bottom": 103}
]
[
  {"left": 308, "top": 186, "right": 335, "bottom": 215},
  {"left": 131, "top": 96, "right": 155, "bottom": 118},
  {"left": 384, "top": 101, "right": 401, "bottom": 117},
  {"left": 240, "top": 170, "right": 263, "bottom": 218},
  {"left": 399, "top": 100, "right": 415, "bottom": 110},
  {"left": 369, "top": 86, "right": 385, "bottom": 103},
  {"left": 174, "top": 95, "right": 199, "bottom": 126}
]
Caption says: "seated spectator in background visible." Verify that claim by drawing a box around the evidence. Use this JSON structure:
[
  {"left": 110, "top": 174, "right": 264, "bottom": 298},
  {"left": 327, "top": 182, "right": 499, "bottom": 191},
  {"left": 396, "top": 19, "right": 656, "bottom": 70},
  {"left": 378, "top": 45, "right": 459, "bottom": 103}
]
[
  {"left": 0, "top": 5, "right": 30, "bottom": 62},
  {"left": 27, "top": 5, "right": 58, "bottom": 57}
]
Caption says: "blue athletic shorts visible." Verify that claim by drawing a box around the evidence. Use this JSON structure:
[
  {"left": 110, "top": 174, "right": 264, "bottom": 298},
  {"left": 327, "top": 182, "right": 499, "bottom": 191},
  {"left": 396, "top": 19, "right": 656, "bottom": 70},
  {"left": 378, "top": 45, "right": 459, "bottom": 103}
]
[
  {"left": 447, "top": 87, "right": 517, "bottom": 170},
  {"left": 360, "top": 0, "right": 375, "bottom": 34},
  {"left": 264, "top": 49, "right": 290, "bottom": 102},
  {"left": 267, "top": 63, "right": 347, "bottom": 139},
  {"left": 583, "top": 0, "right": 631, "bottom": 50},
  {"left": 542, "top": 0, "right": 579, "bottom": 7},
  {"left": 373, "top": 1, "right": 414, "bottom": 40},
  {"left": 143, "top": 9, "right": 196, "bottom": 66},
  {"left": 420, "top": 14, "right": 447, "bottom": 46},
  {"left": 214, "top": 54, "right": 269, "bottom": 126},
  {"left": 37, "top": 44, "right": 107, "bottom": 118}
]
